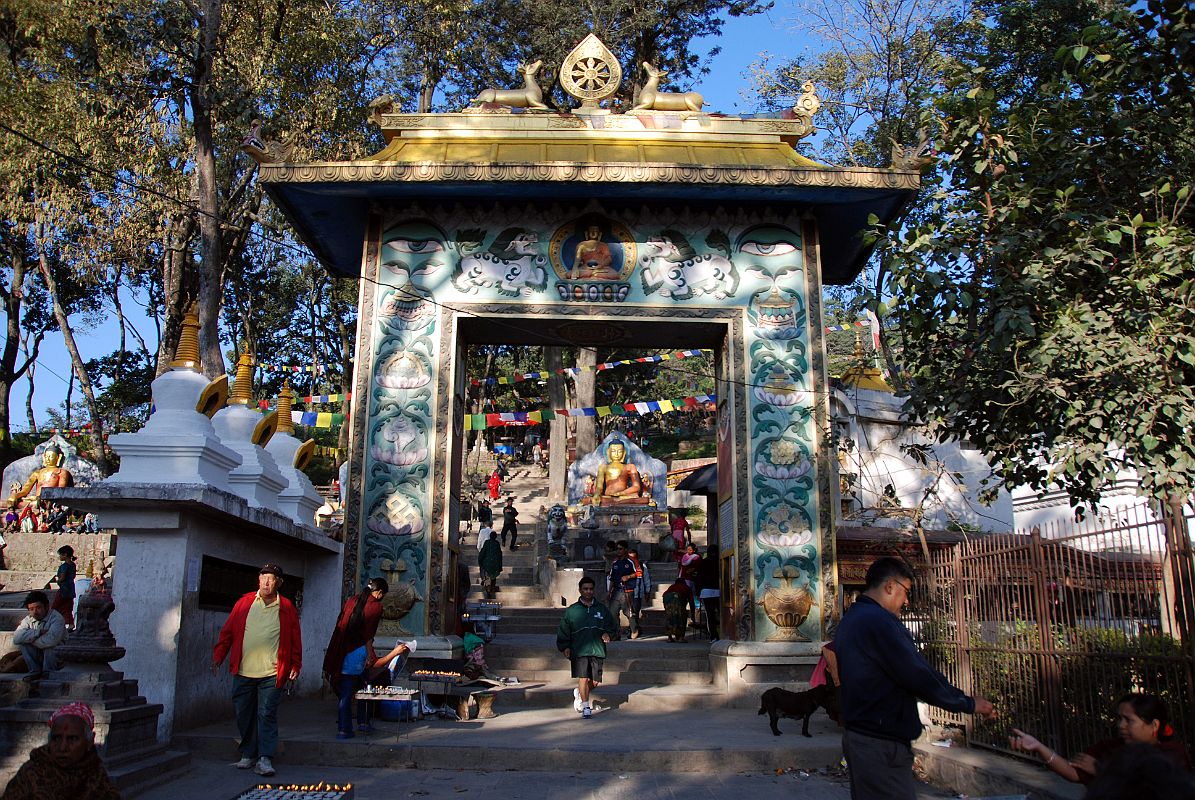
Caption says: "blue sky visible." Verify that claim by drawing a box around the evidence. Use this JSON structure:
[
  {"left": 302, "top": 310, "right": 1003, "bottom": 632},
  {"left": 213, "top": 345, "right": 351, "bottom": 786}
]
[{"left": 12, "top": 4, "right": 812, "bottom": 432}]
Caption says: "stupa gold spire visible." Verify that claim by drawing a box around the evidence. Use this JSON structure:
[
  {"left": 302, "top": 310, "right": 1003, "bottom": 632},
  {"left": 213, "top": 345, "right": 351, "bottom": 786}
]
[
  {"left": 228, "top": 348, "right": 256, "bottom": 406},
  {"left": 276, "top": 380, "right": 296, "bottom": 434},
  {"left": 841, "top": 331, "right": 892, "bottom": 393},
  {"left": 170, "top": 305, "right": 201, "bottom": 370}
]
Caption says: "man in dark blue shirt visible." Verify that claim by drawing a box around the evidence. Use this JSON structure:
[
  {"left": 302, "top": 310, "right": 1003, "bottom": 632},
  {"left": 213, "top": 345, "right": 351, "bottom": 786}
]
[
  {"left": 606, "top": 541, "right": 640, "bottom": 640},
  {"left": 835, "top": 557, "right": 996, "bottom": 799}
]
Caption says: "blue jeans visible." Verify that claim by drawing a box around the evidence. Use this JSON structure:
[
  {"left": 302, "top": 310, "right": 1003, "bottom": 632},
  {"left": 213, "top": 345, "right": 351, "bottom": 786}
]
[
  {"left": 337, "top": 675, "right": 374, "bottom": 733},
  {"left": 232, "top": 674, "right": 282, "bottom": 759},
  {"left": 18, "top": 644, "right": 57, "bottom": 673}
]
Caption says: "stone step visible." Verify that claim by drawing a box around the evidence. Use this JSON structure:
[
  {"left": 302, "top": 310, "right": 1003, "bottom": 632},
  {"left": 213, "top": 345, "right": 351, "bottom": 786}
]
[
  {"left": 0, "top": 571, "right": 56, "bottom": 593},
  {"left": 484, "top": 668, "right": 712, "bottom": 685},
  {"left": 466, "top": 566, "right": 537, "bottom": 580},
  {"left": 0, "top": 608, "right": 26, "bottom": 632},
  {"left": 487, "top": 682, "right": 737, "bottom": 711},
  {"left": 111, "top": 748, "right": 192, "bottom": 797},
  {"left": 483, "top": 654, "right": 710, "bottom": 672},
  {"left": 466, "top": 581, "right": 547, "bottom": 597}
]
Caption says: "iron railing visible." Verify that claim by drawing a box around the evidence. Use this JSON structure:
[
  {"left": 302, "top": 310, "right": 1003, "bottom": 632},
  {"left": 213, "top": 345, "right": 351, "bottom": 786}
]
[{"left": 912, "top": 498, "right": 1195, "bottom": 760}]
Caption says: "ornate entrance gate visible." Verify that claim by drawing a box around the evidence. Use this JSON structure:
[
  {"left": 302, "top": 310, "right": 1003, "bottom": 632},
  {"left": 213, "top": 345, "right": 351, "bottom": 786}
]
[{"left": 255, "top": 37, "right": 918, "bottom": 643}]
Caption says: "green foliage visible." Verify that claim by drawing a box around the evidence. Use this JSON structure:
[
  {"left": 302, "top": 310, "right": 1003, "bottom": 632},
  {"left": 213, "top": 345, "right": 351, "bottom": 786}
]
[{"left": 872, "top": 0, "right": 1195, "bottom": 506}]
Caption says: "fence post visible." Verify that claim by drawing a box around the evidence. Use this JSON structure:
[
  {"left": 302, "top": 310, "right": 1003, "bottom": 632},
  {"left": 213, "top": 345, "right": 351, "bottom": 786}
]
[
  {"left": 1162, "top": 494, "right": 1195, "bottom": 718},
  {"left": 953, "top": 544, "right": 973, "bottom": 741},
  {"left": 1029, "top": 525, "right": 1064, "bottom": 749}
]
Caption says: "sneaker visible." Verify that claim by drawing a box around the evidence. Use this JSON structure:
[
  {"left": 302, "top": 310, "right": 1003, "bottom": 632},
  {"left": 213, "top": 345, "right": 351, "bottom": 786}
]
[
  {"left": 233, "top": 757, "right": 254, "bottom": 770},
  {"left": 582, "top": 706, "right": 592, "bottom": 719},
  {"left": 336, "top": 731, "right": 354, "bottom": 740},
  {"left": 573, "top": 688, "right": 583, "bottom": 713},
  {"left": 254, "top": 757, "right": 275, "bottom": 776}
]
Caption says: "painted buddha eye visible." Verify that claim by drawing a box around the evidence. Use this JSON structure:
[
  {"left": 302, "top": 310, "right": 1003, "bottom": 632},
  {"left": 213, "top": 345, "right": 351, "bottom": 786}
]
[
  {"left": 387, "top": 238, "right": 444, "bottom": 254},
  {"left": 740, "top": 241, "right": 797, "bottom": 257}
]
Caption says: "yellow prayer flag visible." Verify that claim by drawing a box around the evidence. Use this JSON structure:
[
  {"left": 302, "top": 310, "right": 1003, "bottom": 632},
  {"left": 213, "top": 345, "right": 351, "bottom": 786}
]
[
  {"left": 596, "top": 406, "right": 611, "bottom": 417},
  {"left": 316, "top": 411, "right": 332, "bottom": 428},
  {"left": 659, "top": 400, "right": 675, "bottom": 413}
]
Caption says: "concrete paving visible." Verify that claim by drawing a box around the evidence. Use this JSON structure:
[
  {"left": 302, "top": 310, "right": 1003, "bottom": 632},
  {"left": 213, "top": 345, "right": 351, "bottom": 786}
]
[
  {"left": 157, "top": 698, "right": 970, "bottom": 799},
  {"left": 136, "top": 759, "right": 956, "bottom": 800}
]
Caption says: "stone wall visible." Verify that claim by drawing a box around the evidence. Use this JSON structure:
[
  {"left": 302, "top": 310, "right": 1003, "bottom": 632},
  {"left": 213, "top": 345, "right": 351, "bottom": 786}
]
[{"left": 0, "top": 530, "right": 115, "bottom": 591}]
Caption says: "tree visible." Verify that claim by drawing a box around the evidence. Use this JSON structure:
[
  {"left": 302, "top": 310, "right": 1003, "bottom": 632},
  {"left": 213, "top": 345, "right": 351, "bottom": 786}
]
[
  {"left": 751, "top": 0, "right": 966, "bottom": 167},
  {"left": 872, "top": 0, "right": 1195, "bottom": 506}
]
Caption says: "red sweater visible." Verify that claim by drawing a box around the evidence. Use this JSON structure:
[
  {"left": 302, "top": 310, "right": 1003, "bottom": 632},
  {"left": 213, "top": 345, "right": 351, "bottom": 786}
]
[{"left": 212, "top": 591, "right": 303, "bottom": 687}]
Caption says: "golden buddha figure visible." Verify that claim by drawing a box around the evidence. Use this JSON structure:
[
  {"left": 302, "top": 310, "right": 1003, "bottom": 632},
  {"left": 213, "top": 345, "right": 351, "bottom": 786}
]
[
  {"left": 7, "top": 444, "right": 74, "bottom": 508},
  {"left": 593, "top": 441, "right": 651, "bottom": 506}
]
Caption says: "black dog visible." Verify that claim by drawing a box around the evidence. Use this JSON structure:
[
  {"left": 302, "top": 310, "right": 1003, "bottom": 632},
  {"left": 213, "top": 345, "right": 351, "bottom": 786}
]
[{"left": 757, "top": 684, "right": 839, "bottom": 737}]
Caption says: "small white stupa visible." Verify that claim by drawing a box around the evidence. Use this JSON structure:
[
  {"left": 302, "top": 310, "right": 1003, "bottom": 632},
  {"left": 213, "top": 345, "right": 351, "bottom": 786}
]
[
  {"left": 107, "top": 308, "right": 241, "bottom": 488},
  {"left": 264, "top": 381, "right": 322, "bottom": 527},
  {"left": 211, "top": 349, "right": 286, "bottom": 512}
]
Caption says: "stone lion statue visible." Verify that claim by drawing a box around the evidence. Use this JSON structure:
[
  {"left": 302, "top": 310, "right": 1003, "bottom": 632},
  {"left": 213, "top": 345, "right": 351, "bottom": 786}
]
[{"left": 546, "top": 504, "right": 568, "bottom": 545}]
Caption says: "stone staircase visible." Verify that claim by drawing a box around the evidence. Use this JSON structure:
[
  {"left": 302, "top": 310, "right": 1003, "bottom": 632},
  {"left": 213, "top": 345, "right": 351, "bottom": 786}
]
[{"left": 456, "top": 465, "right": 730, "bottom": 711}]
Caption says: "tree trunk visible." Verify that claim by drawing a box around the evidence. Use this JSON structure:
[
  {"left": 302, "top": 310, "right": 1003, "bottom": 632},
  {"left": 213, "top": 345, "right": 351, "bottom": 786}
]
[
  {"left": 574, "top": 347, "right": 597, "bottom": 455},
  {"left": 35, "top": 230, "right": 109, "bottom": 475},
  {"left": 155, "top": 211, "right": 196, "bottom": 376},
  {"left": 0, "top": 248, "right": 37, "bottom": 472},
  {"left": 544, "top": 346, "right": 567, "bottom": 502},
  {"left": 333, "top": 281, "right": 355, "bottom": 471},
  {"left": 190, "top": 0, "right": 227, "bottom": 379},
  {"left": 471, "top": 346, "right": 496, "bottom": 460},
  {"left": 19, "top": 327, "right": 43, "bottom": 435}
]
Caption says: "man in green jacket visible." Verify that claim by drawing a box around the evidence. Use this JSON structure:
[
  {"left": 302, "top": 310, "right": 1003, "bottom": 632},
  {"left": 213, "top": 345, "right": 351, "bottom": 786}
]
[{"left": 556, "top": 575, "right": 615, "bottom": 719}]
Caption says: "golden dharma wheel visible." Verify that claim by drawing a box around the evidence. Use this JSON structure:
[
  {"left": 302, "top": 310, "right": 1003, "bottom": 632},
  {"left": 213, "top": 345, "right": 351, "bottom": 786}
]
[{"left": 560, "top": 34, "right": 622, "bottom": 108}]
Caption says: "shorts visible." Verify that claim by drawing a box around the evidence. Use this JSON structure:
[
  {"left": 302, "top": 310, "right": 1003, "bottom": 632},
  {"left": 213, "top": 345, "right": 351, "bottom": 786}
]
[{"left": 570, "top": 656, "right": 604, "bottom": 682}]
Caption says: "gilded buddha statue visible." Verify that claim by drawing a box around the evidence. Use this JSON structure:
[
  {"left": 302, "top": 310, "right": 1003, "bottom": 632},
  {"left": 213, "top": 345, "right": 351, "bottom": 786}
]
[
  {"left": 592, "top": 441, "right": 652, "bottom": 506},
  {"left": 7, "top": 444, "right": 74, "bottom": 508}
]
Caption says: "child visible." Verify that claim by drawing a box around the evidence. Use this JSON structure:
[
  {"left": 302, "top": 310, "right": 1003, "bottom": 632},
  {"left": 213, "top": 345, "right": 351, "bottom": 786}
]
[{"left": 52, "top": 545, "right": 77, "bottom": 628}]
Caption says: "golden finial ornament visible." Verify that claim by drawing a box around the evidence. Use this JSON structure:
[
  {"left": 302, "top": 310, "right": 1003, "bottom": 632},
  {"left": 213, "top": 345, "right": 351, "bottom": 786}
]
[
  {"left": 794, "top": 82, "right": 821, "bottom": 119},
  {"left": 228, "top": 348, "right": 256, "bottom": 406},
  {"left": 170, "top": 305, "right": 202, "bottom": 370},
  {"left": 276, "top": 380, "right": 296, "bottom": 435}
]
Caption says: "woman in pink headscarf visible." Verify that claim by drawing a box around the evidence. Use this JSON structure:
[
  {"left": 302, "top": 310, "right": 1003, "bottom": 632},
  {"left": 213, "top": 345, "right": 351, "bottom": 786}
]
[{"left": 2, "top": 702, "right": 121, "bottom": 800}]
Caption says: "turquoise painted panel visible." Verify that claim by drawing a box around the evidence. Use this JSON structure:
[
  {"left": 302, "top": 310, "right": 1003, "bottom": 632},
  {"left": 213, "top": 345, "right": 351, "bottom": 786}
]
[{"left": 360, "top": 206, "right": 821, "bottom": 638}]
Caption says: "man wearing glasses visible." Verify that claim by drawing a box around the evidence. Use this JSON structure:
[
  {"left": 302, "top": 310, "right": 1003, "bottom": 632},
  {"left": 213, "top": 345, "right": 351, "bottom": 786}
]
[{"left": 835, "top": 557, "right": 996, "bottom": 799}]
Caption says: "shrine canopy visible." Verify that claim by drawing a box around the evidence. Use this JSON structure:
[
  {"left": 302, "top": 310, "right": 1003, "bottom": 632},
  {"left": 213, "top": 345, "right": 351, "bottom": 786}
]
[{"left": 255, "top": 57, "right": 919, "bottom": 285}]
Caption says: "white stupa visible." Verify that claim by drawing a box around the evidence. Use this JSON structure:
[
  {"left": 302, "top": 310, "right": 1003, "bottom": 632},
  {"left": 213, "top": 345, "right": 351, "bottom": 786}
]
[
  {"left": 107, "top": 309, "right": 241, "bottom": 488},
  {"left": 264, "top": 381, "right": 322, "bottom": 527},
  {"left": 211, "top": 350, "right": 286, "bottom": 512}
]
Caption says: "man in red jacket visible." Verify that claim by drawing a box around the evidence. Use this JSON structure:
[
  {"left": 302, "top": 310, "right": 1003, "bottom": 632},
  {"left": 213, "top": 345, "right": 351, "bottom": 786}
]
[{"left": 211, "top": 564, "right": 302, "bottom": 777}]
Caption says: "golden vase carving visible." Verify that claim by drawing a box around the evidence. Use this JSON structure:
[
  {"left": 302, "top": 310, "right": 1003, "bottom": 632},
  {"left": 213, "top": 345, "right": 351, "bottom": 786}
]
[{"left": 758, "top": 565, "right": 816, "bottom": 642}]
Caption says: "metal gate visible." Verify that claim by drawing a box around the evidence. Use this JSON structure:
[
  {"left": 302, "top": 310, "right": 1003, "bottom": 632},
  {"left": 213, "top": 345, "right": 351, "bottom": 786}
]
[{"left": 914, "top": 498, "right": 1195, "bottom": 758}]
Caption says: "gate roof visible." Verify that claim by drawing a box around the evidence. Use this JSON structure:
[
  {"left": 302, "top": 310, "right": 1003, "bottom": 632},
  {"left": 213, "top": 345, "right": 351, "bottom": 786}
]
[{"left": 257, "top": 111, "right": 919, "bottom": 284}]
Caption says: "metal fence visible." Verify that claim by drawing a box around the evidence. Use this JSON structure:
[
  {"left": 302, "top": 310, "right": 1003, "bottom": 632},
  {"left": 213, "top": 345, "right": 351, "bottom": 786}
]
[{"left": 913, "top": 498, "right": 1195, "bottom": 759}]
